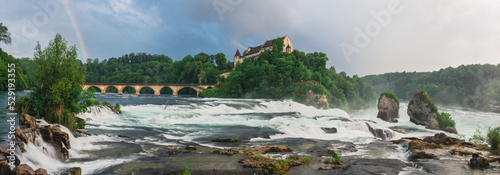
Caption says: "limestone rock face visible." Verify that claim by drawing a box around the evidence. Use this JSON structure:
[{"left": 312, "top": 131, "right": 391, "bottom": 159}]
[
  {"left": 14, "top": 128, "right": 28, "bottom": 144},
  {"left": 377, "top": 95, "right": 399, "bottom": 122},
  {"left": 407, "top": 92, "right": 440, "bottom": 130},
  {"left": 40, "top": 125, "right": 71, "bottom": 160},
  {"left": 20, "top": 114, "right": 37, "bottom": 129}
]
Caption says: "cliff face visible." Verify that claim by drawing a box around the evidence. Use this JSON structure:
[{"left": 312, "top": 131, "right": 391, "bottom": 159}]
[
  {"left": 305, "top": 90, "right": 329, "bottom": 109},
  {"left": 377, "top": 95, "right": 399, "bottom": 123},
  {"left": 407, "top": 94, "right": 440, "bottom": 129}
]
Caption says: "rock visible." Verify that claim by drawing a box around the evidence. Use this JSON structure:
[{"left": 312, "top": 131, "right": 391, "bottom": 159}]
[
  {"left": 0, "top": 160, "right": 12, "bottom": 175},
  {"left": 248, "top": 145, "right": 292, "bottom": 155},
  {"left": 40, "top": 125, "right": 71, "bottom": 160},
  {"left": 20, "top": 114, "right": 37, "bottom": 128},
  {"left": 212, "top": 138, "right": 232, "bottom": 142},
  {"left": 365, "top": 122, "right": 394, "bottom": 140},
  {"left": 12, "top": 164, "right": 35, "bottom": 175},
  {"left": 469, "top": 153, "right": 489, "bottom": 169},
  {"left": 408, "top": 140, "right": 439, "bottom": 150},
  {"left": 117, "top": 135, "right": 130, "bottom": 138},
  {"left": 69, "top": 167, "right": 82, "bottom": 175},
  {"left": 377, "top": 95, "right": 399, "bottom": 122},
  {"left": 21, "top": 129, "right": 36, "bottom": 143},
  {"left": 14, "top": 128, "right": 28, "bottom": 144},
  {"left": 449, "top": 147, "right": 474, "bottom": 156},
  {"left": 423, "top": 133, "right": 458, "bottom": 145},
  {"left": 35, "top": 168, "right": 48, "bottom": 175},
  {"left": 185, "top": 145, "right": 196, "bottom": 151},
  {"left": 333, "top": 159, "right": 406, "bottom": 175},
  {"left": 321, "top": 127, "right": 337, "bottom": 134},
  {"left": 409, "top": 150, "right": 436, "bottom": 161},
  {"left": 407, "top": 91, "right": 441, "bottom": 129},
  {"left": 104, "top": 104, "right": 122, "bottom": 114},
  {"left": 305, "top": 90, "right": 329, "bottom": 109}
]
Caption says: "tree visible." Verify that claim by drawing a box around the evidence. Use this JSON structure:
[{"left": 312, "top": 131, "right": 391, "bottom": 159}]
[
  {"left": 272, "top": 37, "right": 284, "bottom": 52},
  {"left": 31, "top": 33, "right": 92, "bottom": 127},
  {"left": 0, "top": 23, "right": 12, "bottom": 45},
  {"left": 214, "top": 53, "right": 227, "bottom": 71}
]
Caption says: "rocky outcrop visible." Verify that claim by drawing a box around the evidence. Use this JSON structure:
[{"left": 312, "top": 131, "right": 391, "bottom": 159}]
[
  {"left": 40, "top": 125, "right": 71, "bottom": 160},
  {"left": 12, "top": 164, "right": 35, "bottom": 175},
  {"left": 305, "top": 90, "right": 329, "bottom": 109},
  {"left": 321, "top": 127, "right": 337, "bottom": 134},
  {"left": 14, "top": 128, "right": 28, "bottom": 144},
  {"left": 365, "top": 122, "right": 394, "bottom": 140},
  {"left": 248, "top": 145, "right": 292, "bottom": 155},
  {"left": 377, "top": 95, "right": 399, "bottom": 122},
  {"left": 20, "top": 114, "right": 37, "bottom": 129},
  {"left": 104, "top": 103, "right": 122, "bottom": 114},
  {"left": 407, "top": 91, "right": 457, "bottom": 133},
  {"left": 35, "top": 168, "right": 48, "bottom": 175},
  {"left": 469, "top": 153, "right": 489, "bottom": 169},
  {"left": 423, "top": 133, "right": 459, "bottom": 145}
]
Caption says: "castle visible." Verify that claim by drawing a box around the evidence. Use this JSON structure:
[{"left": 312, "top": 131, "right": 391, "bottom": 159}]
[{"left": 233, "top": 35, "right": 293, "bottom": 67}]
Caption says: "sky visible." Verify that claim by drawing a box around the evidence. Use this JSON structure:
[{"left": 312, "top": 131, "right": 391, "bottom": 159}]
[{"left": 1, "top": 0, "right": 500, "bottom": 76}]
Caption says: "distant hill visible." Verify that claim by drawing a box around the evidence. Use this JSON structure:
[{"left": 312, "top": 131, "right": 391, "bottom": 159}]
[{"left": 362, "top": 64, "right": 500, "bottom": 109}]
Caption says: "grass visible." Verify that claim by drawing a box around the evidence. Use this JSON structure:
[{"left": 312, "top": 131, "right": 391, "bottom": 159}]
[
  {"left": 230, "top": 136, "right": 240, "bottom": 142},
  {"left": 179, "top": 166, "right": 191, "bottom": 175},
  {"left": 300, "top": 157, "right": 310, "bottom": 164},
  {"left": 379, "top": 91, "right": 399, "bottom": 106},
  {"left": 330, "top": 149, "right": 342, "bottom": 164}
]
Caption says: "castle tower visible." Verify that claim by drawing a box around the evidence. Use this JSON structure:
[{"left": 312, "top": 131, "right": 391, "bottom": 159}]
[{"left": 234, "top": 49, "right": 242, "bottom": 67}]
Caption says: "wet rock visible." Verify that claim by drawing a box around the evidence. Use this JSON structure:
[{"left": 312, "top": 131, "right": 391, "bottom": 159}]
[
  {"left": 248, "top": 145, "right": 292, "bottom": 155},
  {"left": 104, "top": 103, "right": 122, "bottom": 114},
  {"left": 408, "top": 140, "right": 439, "bottom": 150},
  {"left": 12, "top": 164, "right": 35, "bottom": 175},
  {"left": 35, "top": 168, "right": 48, "bottom": 175},
  {"left": 423, "top": 133, "right": 459, "bottom": 145},
  {"left": 14, "top": 128, "right": 28, "bottom": 143},
  {"left": 409, "top": 150, "right": 436, "bottom": 161},
  {"left": 75, "top": 130, "right": 91, "bottom": 136},
  {"left": 449, "top": 147, "right": 475, "bottom": 156},
  {"left": 212, "top": 138, "right": 232, "bottom": 142},
  {"left": 469, "top": 153, "right": 489, "bottom": 169},
  {"left": 211, "top": 149, "right": 243, "bottom": 156},
  {"left": 40, "top": 125, "right": 71, "bottom": 160},
  {"left": 330, "top": 159, "right": 406, "bottom": 174},
  {"left": 365, "top": 122, "right": 394, "bottom": 140},
  {"left": 69, "top": 167, "right": 82, "bottom": 175},
  {"left": 117, "top": 135, "right": 130, "bottom": 138},
  {"left": 0, "top": 160, "right": 11, "bottom": 175},
  {"left": 407, "top": 91, "right": 444, "bottom": 130},
  {"left": 239, "top": 155, "right": 304, "bottom": 174},
  {"left": 20, "top": 114, "right": 37, "bottom": 129},
  {"left": 185, "top": 145, "right": 196, "bottom": 151},
  {"left": 321, "top": 127, "right": 337, "bottom": 134},
  {"left": 377, "top": 94, "right": 399, "bottom": 122}
]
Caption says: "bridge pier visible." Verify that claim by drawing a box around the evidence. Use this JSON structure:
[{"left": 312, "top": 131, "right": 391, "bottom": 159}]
[{"left": 173, "top": 91, "right": 178, "bottom": 97}]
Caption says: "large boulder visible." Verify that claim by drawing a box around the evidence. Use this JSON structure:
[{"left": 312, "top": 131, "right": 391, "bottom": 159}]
[
  {"left": 40, "top": 125, "right": 71, "bottom": 160},
  {"left": 0, "top": 160, "right": 12, "bottom": 175},
  {"left": 20, "top": 114, "right": 37, "bottom": 129},
  {"left": 407, "top": 91, "right": 456, "bottom": 133},
  {"left": 35, "top": 168, "right": 48, "bottom": 175},
  {"left": 377, "top": 94, "right": 399, "bottom": 122},
  {"left": 14, "top": 128, "right": 28, "bottom": 144},
  {"left": 12, "top": 164, "right": 35, "bottom": 175},
  {"left": 423, "top": 133, "right": 459, "bottom": 145}
]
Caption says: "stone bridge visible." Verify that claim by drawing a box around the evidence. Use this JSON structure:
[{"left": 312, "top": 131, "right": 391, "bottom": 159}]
[{"left": 82, "top": 83, "right": 216, "bottom": 96}]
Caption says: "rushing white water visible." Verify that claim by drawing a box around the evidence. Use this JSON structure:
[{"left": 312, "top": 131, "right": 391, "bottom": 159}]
[{"left": 14, "top": 96, "right": 500, "bottom": 174}]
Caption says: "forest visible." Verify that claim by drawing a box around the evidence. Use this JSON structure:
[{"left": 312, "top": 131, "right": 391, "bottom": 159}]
[
  {"left": 363, "top": 64, "right": 500, "bottom": 109},
  {"left": 200, "top": 38, "right": 377, "bottom": 109}
]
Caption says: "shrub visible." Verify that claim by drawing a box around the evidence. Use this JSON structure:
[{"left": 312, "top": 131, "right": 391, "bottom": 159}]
[
  {"left": 115, "top": 103, "right": 121, "bottom": 111},
  {"left": 330, "top": 149, "right": 342, "bottom": 164},
  {"left": 180, "top": 166, "right": 191, "bottom": 175},
  {"left": 301, "top": 157, "right": 310, "bottom": 164},
  {"left": 437, "top": 112, "right": 455, "bottom": 129},
  {"left": 324, "top": 158, "right": 331, "bottom": 163},
  {"left": 379, "top": 91, "right": 399, "bottom": 105},
  {"left": 487, "top": 127, "right": 500, "bottom": 150},
  {"left": 470, "top": 123, "right": 486, "bottom": 144}
]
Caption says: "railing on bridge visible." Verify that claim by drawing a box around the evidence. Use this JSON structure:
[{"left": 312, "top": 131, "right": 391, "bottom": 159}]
[{"left": 82, "top": 83, "right": 216, "bottom": 96}]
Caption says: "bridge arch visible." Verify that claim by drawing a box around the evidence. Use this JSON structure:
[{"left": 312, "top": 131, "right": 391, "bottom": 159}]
[
  {"left": 160, "top": 87, "right": 173, "bottom": 95},
  {"left": 178, "top": 87, "right": 198, "bottom": 96}
]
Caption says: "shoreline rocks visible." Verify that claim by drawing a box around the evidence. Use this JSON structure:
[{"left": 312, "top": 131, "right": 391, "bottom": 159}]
[
  {"left": 377, "top": 94, "right": 399, "bottom": 122},
  {"left": 39, "top": 125, "right": 71, "bottom": 160}
]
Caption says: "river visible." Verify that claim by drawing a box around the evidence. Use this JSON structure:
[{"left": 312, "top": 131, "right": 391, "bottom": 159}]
[{"left": 1, "top": 92, "right": 499, "bottom": 174}]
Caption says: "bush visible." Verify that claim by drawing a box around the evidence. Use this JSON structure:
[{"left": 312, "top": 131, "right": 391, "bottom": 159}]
[
  {"left": 330, "top": 149, "right": 342, "bottom": 164},
  {"left": 379, "top": 91, "right": 399, "bottom": 105},
  {"left": 487, "top": 127, "right": 500, "bottom": 150},
  {"left": 115, "top": 103, "right": 121, "bottom": 111},
  {"left": 470, "top": 123, "right": 486, "bottom": 144},
  {"left": 437, "top": 112, "right": 456, "bottom": 129}
]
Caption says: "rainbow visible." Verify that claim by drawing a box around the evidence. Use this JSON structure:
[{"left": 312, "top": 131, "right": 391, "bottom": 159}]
[{"left": 62, "top": 0, "right": 89, "bottom": 60}]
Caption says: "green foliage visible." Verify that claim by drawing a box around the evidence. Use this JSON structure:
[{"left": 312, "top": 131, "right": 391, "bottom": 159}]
[
  {"left": 417, "top": 91, "right": 438, "bottom": 113},
  {"left": 470, "top": 123, "right": 486, "bottom": 144},
  {"left": 14, "top": 34, "right": 95, "bottom": 132},
  {"left": 363, "top": 64, "right": 500, "bottom": 109},
  {"left": 437, "top": 112, "right": 456, "bottom": 129},
  {"left": 324, "top": 158, "right": 331, "bottom": 163},
  {"left": 200, "top": 50, "right": 376, "bottom": 110},
  {"left": 300, "top": 157, "right": 310, "bottom": 164},
  {"left": 230, "top": 136, "right": 239, "bottom": 142},
  {"left": 330, "top": 149, "right": 342, "bottom": 164},
  {"left": 487, "top": 127, "right": 500, "bottom": 150},
  {"left": 179, "top": 166, "right": 191, "bottom": 175},
  {"left": 0, "top": 48, "right": 28, "bottom": 91},
  {"left": 379, "top": 91, "right": 399, "bottom": 105},
  {"left": 0, "top": 22, "right": 12, "bottom": 45},
  {"left": 115, "top": 103, "right": 121, "bottom": 111}
]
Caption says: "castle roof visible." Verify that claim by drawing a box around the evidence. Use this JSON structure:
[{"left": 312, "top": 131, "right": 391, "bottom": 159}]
[
  {"left": 242, "top": 36, "right": 287, "bottom": 57},
  {"left": 234, "top": 49, "right": 241, "bottom": 57}
]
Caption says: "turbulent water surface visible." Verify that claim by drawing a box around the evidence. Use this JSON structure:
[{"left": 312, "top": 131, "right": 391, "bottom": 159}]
[{"left": 1, "top": 92, "right": 500, "bottom": 174}]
